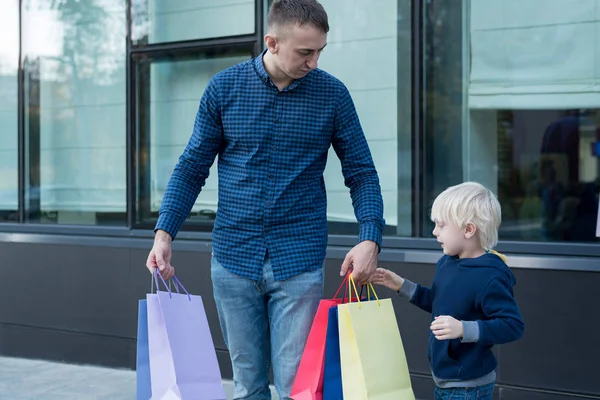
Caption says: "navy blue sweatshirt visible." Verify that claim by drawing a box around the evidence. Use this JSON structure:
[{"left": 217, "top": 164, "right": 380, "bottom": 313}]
[{"left": 403, "top": 253, "right": 524, "bottom": 381}]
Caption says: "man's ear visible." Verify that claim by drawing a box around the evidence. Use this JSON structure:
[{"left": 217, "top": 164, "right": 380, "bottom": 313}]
[
  {"left": 464, "top": 222, "right": 477, "bottom": 239},
  {"left": 264, "top": 33, "right": 279, "bottom": 54}
]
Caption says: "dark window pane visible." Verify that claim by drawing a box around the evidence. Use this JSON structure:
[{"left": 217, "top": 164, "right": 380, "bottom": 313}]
[
  {"left": 498, "top": 110, "right": 599, "bottom": 242},
  {"left": 422, "top": 0, "right": 465, "bottom": 237}
]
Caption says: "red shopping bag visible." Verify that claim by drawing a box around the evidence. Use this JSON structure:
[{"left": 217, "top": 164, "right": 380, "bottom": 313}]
[{"left": 290, "top": 274, "right": 354, "bottom": 400}]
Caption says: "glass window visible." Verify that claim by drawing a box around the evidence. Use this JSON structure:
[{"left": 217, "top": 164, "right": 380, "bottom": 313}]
[
  {"left": 134, "top": 49, "right": 253, "bottom": 228},
  {"left": 131, "top": 0, "right": 256, "bottom": 45},
  {"left": 0, "top": 0, "right": 19, "bottom": 222},
  {"left": 314, "top": 0, "right": 413, "bottom": 236},
  {"left": 22, "top": 0, "right": 127, "bottom": 225},
  {"left": 423, "top": 0, "right": 600, "bottom": 243}
]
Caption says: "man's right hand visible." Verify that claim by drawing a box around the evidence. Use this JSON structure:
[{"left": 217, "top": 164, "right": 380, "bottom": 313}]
[{"left": 146, "top": 230, "right": 175, "bottom": 280}]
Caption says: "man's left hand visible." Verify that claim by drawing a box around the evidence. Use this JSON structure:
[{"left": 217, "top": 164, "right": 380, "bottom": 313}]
[{"left": 340, "top": 240, "right": 379, "bottom": 286}]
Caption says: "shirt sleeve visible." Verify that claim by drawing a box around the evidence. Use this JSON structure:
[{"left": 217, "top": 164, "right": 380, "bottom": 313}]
[
  {"left": 155, "top": 77, "right": 224, "bottom": 239},
  {"left": 332, "top": 84, "right": 385, "bottom": 249}
]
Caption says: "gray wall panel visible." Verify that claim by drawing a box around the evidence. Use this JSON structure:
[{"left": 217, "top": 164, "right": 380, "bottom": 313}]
[
  {"left": 0, "top": 242, "right": 135, "bottom": 338},
  {"left": 497, "top": 268, "right": 600, "bottom": 395},
  {"left": 0, "top": 324, "right": 136, "bottom": 369}
]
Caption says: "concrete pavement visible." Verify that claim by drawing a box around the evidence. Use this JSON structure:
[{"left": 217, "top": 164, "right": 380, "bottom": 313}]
[
  {"left": 0, "top": 356, "right": 135, "bottom": 399},
  {"left": 0, "top": 356, "right": 279, "bottom": 399}
]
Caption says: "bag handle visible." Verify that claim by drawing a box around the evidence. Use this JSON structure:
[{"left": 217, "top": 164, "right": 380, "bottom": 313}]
[
  {"left": 333, "top": 273, "right": 358, "bottom": 303},
  {"left": 333, "top": 273, "right": 349, "bottom": 299},
  {"left": 151, "top": 269, "right": 192, "bottom": 301},
  {"left": 348, "top": 274, "right": 380, "bottom": 308}
]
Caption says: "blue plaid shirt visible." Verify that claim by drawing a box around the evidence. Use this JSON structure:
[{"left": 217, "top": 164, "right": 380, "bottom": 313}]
[{"left": 156, "top": 50, "right": 385, "bottom": 281}]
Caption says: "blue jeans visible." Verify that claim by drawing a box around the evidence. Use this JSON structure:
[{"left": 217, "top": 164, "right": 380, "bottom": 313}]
[
  {"left": 434, "top": 382, "right": 495, "bottom": 400},
  {"left": 211, "top": 256, "right": 323, "bottom": 400}
]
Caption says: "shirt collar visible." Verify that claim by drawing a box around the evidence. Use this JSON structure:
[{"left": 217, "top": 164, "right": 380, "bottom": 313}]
[
  {"left": 253, "top": 49, "right": 270, "bottom": 81},
  {"left": 253, "top": 49, "right": 306, "bottom": 91}
]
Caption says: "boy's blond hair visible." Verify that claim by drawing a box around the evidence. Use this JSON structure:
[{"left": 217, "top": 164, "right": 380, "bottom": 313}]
[{"left": 430, "top": 182, "right": 501, "bottom": 249}]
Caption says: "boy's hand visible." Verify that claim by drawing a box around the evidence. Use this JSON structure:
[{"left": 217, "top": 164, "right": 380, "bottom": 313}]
[
  {"left": 431, "top": 316, "right": 464, "bottom": 340},
  {"left": 371, "top": 268, "right": 404, "bottom": 292}
]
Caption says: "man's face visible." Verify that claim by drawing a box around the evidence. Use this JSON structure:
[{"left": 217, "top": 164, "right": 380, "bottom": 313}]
[{"left": 272, "top": 24, "right": 327, "bottom": 80}]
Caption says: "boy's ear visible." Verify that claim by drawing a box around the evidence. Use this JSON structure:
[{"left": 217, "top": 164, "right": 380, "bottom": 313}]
[{"left": 464, "top": 222, "right": 477, "bottom": 239}]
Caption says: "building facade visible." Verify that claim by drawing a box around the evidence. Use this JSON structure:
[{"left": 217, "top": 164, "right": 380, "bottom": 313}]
[{"left": 0, "top": 0, "right": 599, "bottom": 399}]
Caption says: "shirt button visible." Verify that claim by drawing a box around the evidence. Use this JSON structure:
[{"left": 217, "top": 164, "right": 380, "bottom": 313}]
[
  {"left": 268, "top": 175, "right": 274, "bottom": 179},
  {"left": 274, "top": 119, "right": 279, "bottom": 123}
]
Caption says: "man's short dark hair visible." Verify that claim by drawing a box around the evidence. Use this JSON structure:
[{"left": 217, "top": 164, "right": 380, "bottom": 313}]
[{"left": 267, "top": 0, "right": 329, "bottom": 34}]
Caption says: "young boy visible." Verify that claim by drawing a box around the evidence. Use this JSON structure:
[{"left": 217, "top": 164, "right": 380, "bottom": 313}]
[{"left": 372, "top": 181, "right": 524, "bottom": 400}]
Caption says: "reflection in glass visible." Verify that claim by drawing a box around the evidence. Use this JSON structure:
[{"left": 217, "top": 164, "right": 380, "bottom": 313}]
[
  {"left": 22, "top": 0, "right": 127, "bottom": 225},
  {"left": 423, "top": 0, "right": 600, "bottom": 243},
  {"left": 134, "top": 50, "right": 252, "bottom": 227},
  {"left": 131, "top": 0, "right": 255, "bottom": 45},
  {"left": 0, "top": 0, "right": 19, "bottom": 222},
  {"left": 311, "top": 0, "right": 411, "bottom": 236},
  {"left": 499, "top": 110, "right": 599, "bottom": 242}
]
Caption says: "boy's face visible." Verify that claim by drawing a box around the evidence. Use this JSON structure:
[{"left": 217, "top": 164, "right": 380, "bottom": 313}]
[{"left": 432, "top": 221, "right": 470, "bottom": 258}]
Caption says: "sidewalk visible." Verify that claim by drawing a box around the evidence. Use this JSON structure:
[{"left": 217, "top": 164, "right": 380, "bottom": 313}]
[
  {"left": 0, "top": 357, "right": 135, "bottom": 400},
  {"left": 0, "top": 356, "right": 279, "bottom": 399}
]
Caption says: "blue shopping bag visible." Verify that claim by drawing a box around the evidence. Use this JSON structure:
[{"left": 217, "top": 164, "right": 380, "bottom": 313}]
[
  {"left": 323, "top": 306, "right": 343, "bottom": 400},
  {"left": 136, "top": 299, "right": 152, "bottom": 400}
]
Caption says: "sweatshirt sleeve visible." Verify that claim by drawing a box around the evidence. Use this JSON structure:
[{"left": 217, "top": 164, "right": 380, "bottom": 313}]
[
  {"left": 477, "top": 277, "right": 525, "bottom": 345},
  {"left": 407, "top": 281, "right": 434, "bottom": 314}
]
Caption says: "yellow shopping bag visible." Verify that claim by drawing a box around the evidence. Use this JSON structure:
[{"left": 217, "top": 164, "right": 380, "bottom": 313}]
[{"left": 338, "top": 276, "right": 415, "bottom": 400}]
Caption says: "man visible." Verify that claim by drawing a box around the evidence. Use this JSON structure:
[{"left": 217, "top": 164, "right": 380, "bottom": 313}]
[{"left": 145, "top": 0, "right": 385, "bottom": 398}]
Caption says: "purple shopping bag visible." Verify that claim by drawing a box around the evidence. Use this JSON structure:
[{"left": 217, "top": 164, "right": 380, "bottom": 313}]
[{"left": 147, "top": 272, "right": 226, "bottom": 399}]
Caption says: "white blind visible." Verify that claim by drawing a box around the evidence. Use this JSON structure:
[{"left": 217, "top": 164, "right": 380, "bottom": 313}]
[{"left": 469, "top": 0, "right": 600, "bottom": 109}]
